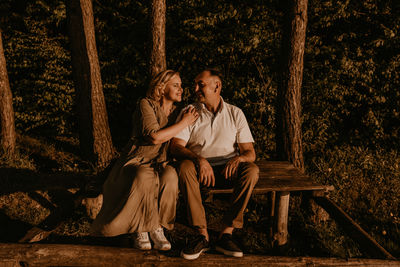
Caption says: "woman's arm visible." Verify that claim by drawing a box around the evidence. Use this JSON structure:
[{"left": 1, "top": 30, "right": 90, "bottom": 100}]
[{"left": 148, "top": 106, "right": 198, "bottom": 144}]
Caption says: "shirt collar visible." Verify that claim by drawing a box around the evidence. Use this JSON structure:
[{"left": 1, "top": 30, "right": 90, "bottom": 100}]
[{"left": 199, "top": 97, "right": 225, "bottom": 114}]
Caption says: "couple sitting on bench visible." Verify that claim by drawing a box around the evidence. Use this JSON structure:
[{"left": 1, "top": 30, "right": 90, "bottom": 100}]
[{"left": 90, "top": 68, "right": 259, "bottom": 260}]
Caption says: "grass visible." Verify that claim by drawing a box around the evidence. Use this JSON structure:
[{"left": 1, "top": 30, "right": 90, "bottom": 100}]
[
  {"left": 306, "top": 145, "right": 400, "bottom": 258},
  {"left": 0, "top": 134, "right": 399, "bottom": 259}
]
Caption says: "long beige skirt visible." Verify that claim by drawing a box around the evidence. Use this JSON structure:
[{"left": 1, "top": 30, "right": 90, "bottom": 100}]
[{"left": 90, "top": 157, "right": 178, "bottom": 236}]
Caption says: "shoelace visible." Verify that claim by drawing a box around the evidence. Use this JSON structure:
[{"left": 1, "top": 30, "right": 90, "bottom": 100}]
[
  {"left": 187, "top": 234, "right": 207, "bottom": 249},
  {"left": 137, "top": 232, "right": 148, "bottom": 240},
  {"left": 152, "top": 228, "right": 167, "bottom": 241}
]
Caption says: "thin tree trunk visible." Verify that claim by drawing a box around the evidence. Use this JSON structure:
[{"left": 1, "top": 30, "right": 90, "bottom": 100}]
[
  {"left": 149, "top": 0, "right": 166, "bottom": 77},
  {"left": 0, "top": 29, "right": 16, "bottom": 158},
  {"left": 274, "top": 0, "right": 308, "bottom": 246},
  {"left": 66, "top": 0, "right": 115, "bottom": 170},
  {"left": 276, "top": 0, "right": 307, "bottom": 171}
]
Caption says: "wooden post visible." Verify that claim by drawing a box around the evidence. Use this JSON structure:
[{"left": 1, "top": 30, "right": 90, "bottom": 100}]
[
  {"left": 273, "top": 191, "right": 290, "bottom": 246},
  {"left": 268, "top": 191, "right": 276, "bottom": 241},
  {"left": 312, "top": 196, "right": 396, "bottom": 260}
]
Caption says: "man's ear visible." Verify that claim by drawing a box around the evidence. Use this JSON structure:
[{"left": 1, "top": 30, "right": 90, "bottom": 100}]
[{"left": 214, "top": 80, "right": 221, "bottom": 92}]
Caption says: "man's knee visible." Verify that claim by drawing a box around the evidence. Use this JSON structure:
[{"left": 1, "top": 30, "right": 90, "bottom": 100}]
[
  {"left": 240, "top": 162, "right": 259, "bottom": 184},
  {"left": 178, "top": 160, "right": 197, "bottom": 177},
  {"left": 177, "top": 160, "right": 200, "bottom": 190}
]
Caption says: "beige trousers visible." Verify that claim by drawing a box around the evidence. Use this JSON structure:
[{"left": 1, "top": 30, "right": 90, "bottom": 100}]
[{"left": 178, "top": 160, "right": 259, "bottom": 229}]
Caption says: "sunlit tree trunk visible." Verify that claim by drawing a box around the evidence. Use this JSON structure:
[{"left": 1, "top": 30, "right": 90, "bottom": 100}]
[
  {"left": 0, "top": 29, "right": 16, "bottom": 158},
  {"left": 277, "top": 0, "right": 307, "bottom": 171},
  {"left": 66, "top": 0, "right": 115, "bottom": 170},
  {"left": 149, "top": 0, "right": 166, "bottom": 77},
  {"left": 274, "top": 0, "right": 308, "bottom": 246}
]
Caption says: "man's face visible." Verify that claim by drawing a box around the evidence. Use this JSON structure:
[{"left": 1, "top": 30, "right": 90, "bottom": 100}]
[{"left": 194, "top": 71, "right": 219, "bottom": 103}]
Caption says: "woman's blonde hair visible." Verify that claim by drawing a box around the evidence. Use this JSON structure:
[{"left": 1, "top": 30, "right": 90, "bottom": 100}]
[{"left": 146, "top": 70, "right": 179, "bottom": 102}]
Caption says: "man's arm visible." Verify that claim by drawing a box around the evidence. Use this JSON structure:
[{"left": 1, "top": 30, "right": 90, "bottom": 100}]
[
  {"left": 222, "top": 142, "right": 256, "bottom": 179},
  {"left": 170, "top": 137, "right": 215, "bottom": 187}
]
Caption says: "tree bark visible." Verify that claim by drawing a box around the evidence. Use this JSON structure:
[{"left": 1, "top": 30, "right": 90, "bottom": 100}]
[
  {"left": 66, "top": 0, "right": 115, "bottom": 170},
  {"left": 149, "top": 0, "right": 166, "bottom": 77},
  {"left": 1, "top": 243, "right": 398, "bottom": 266},
  {"left": 276, "top": 0, "right": 307, "bottom": 172},
  {"left": 274, "top": 0, "right": 308, "bottom": 246},
  {"left": 0, "top": 29, "right": 16, "bottom": 158}
]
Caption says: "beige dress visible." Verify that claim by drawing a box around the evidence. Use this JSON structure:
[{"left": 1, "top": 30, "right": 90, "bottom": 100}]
[{"left": 90, "top": 98, "right": 179, "bottom": 236}]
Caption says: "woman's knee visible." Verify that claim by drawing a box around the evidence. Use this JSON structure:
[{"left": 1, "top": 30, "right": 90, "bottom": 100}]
[
  {"left": 160, "top": 165, "right": 179, "bottom": 188},
  {"left": 123, "top": 165, "right": 154, "bottom": 186}
]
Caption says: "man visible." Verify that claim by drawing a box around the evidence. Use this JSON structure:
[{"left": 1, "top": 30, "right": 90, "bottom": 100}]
[{"left": 170, "top": 69, "right": 259, "bottom": 260}]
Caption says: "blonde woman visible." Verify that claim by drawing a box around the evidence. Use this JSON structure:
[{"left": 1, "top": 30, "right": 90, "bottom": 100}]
[{"left": 91, "top": 70, "right": 198, "bottom": 250}]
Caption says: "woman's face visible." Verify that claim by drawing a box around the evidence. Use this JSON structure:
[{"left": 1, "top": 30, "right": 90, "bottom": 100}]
[{"left": 163, "top": 75, "right": 183, "bottom": 102}]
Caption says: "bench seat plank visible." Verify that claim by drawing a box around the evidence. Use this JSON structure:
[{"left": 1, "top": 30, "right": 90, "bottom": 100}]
[{"left": 209, "top": 160, "right": 334, "bottom": 194}]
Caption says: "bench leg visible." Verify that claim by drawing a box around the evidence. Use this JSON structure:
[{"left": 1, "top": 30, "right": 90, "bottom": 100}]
[
  {"left": 268, "top": 191, "right": 276, "bottom": 240},
  {"left": 273, "top": 191, "right": 290, "bottom": 246}
]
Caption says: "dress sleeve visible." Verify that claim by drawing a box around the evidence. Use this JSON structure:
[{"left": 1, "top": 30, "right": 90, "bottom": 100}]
[
  {"left": 139, "top": 98, "right": 160, "bottom": 136},
  {"left": 173, "top": 105, "right": 192, "bottom": 142}
]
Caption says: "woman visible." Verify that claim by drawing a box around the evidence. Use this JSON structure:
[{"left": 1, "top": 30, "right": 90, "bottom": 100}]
[{"left": 91, "top": 70, "right": 198, "bottom": 251}]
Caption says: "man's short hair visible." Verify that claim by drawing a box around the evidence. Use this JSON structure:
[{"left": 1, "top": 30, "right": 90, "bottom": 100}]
[{"left": 204, "top": 68, "right": 223, "bottom": 82}]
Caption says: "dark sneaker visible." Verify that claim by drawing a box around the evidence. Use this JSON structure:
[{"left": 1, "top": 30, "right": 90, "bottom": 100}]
[
  {"left": 181, "top": 235, "right": 210, "bottom": 260},
  {"left": 215, "top": 234, "right": 243, "bottom": 257}
]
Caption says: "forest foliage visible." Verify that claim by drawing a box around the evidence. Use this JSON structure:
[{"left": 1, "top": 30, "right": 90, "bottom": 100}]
[{"left": 0, "top": 0, "right": 399, "bottom": 256}]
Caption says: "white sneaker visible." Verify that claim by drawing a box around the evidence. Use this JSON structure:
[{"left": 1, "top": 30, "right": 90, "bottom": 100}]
[
  {"left": 149, "top": 227, "right": 171, "bottom": 251},
  {"left": 133, "top": 232, "right": 151, "bottom": 250}
]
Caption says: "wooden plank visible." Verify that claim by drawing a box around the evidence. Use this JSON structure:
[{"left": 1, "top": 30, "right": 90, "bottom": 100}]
[
  {"left": 209, "top": 160, "right": 334, "bottom": 194},
  {"left": 0, "top": 243, "right": 399, "bottom": 266},
  {"left": 312, "top": 196, "right": 396, "bottom": 260},
  {"left": 210, "top": 186, "right": 332, "bottom": 194}
]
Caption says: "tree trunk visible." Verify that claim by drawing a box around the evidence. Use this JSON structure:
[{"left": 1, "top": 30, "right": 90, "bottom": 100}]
[
  {"left": 1, "top": 243, "right": 399, "bottom": 266},
  {"left": 274, "top": 0, "right": 308, "bottom": 246},
  {"left": 149, "top": 0, "right": 166, "bottom": 77},
  {"left": 276, "top": 0, "right": 307, "bottom": 171},
  {"left": 66, "top": 0, "right": 115, "bottom": 170},
  {"left": 0, "top": 29, "right": 16, "bottom": 158}
]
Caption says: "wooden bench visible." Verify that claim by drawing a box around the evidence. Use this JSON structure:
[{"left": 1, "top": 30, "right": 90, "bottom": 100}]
[
  {"left": 208, "top": 160, "right": 395, "bottom": 260},
  {"left": 19, "top": 160, "right": 395, "bottom": 260},
  {"left": 208, "top": 160, "right": 334, "bottom": 247},
  {"left": 209, "top": 160, "right": 333, "bottom": 194}
]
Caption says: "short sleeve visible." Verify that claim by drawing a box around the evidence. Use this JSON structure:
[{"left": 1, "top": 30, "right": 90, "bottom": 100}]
[
  {"left": 139, "top": 98, "right": 160, "bottom": 136},
  {"left": 174, "top": 106, "right": 192, "bottom": 142},
  {"left": 235, "top": 108, "right": 254, "bottom": 143}
]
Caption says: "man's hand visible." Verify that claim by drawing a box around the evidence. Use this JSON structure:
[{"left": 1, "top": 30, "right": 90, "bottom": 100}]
[
  {"left": 197, "top": 158, "right": 215, "bottom": 187},
  {"left": 222, "top": 142, "right": 256, "bottom": 179},
  {"left": 222, "top": 156, "right": 242, "bottom": 179}
]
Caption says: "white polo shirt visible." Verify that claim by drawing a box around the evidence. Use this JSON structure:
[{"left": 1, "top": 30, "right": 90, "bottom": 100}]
[{"left": 174, "top": 98, "right": 254, "bottom": 166}]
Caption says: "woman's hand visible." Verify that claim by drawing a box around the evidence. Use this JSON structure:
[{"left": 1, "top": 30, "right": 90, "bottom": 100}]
[{"left": 180, "top": 106, "right": 199, "bottom": 126}]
